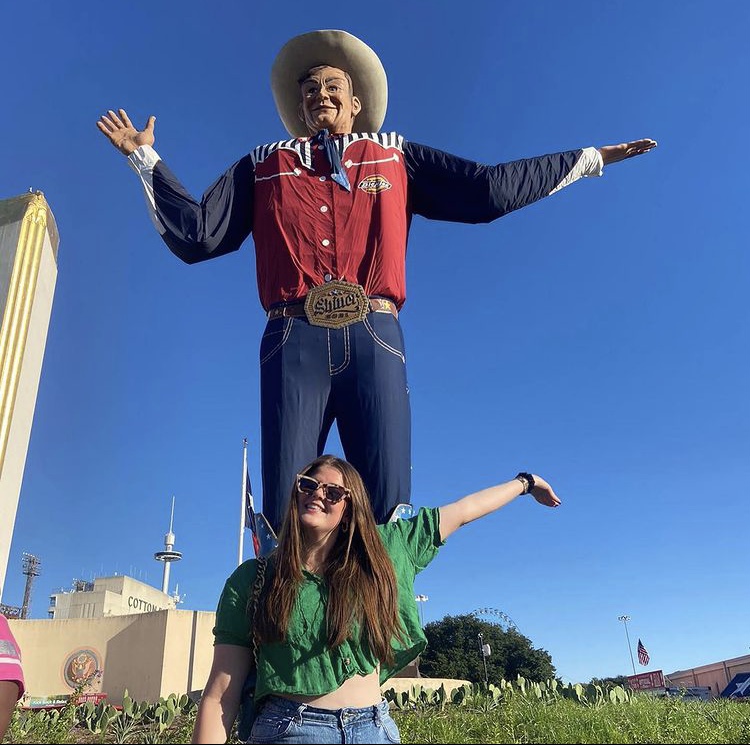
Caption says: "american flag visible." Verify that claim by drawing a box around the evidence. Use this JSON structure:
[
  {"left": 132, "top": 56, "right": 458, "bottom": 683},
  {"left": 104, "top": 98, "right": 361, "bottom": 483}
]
[
  {"left": 637, "top": 638, "right": 650, "bottom": 666},
  {"left": 244, "top": 467, "right": 261, "bottom": 558}
]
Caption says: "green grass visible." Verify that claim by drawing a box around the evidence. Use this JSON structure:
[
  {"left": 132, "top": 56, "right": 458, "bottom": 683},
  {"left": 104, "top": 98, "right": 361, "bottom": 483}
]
[
  {"left": 394, "top": 693, "right": 750, "bottom": 744},
  {"left": 5, "top": 691, "right": 750, "bottom": 744}
]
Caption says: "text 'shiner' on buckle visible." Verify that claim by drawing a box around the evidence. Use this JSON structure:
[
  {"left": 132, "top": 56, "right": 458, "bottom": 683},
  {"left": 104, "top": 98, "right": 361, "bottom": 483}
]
[{"left": 304, "top": 281, "right": 369, "bottom": 329}]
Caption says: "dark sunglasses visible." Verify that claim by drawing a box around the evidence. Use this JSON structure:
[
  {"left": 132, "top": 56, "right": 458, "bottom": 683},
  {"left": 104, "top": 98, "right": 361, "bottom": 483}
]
[{"left": 296, "top": 474, "right": 351, "bottom": 504}]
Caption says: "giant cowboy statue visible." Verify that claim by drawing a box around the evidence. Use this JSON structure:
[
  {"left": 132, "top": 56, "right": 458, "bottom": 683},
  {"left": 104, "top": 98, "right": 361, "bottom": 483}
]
[{"left": 97, "top": 30, "right": 656, "bottom": 544}]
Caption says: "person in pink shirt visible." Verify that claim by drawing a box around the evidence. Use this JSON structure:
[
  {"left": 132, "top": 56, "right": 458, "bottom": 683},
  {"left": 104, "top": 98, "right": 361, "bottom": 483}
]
[{"left": 0, "top": 615, "right": 24, "bottom": 738}]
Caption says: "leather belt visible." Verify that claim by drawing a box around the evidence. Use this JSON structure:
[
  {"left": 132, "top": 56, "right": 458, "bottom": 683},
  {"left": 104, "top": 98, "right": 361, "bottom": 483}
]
[{"left": 268, "top": 297, "right": 398, "bottom": 321}]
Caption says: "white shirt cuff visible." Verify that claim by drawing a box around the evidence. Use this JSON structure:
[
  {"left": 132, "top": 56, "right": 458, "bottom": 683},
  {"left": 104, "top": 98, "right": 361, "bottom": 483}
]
[{"left": 127, "top": 144, "right": 161, "bottom": 174}]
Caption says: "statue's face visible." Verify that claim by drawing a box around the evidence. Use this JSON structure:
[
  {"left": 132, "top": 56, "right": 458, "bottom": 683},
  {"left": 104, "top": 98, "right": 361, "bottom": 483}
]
[{"left": 298, "top": 66, "right": 361, "bottom": 135}]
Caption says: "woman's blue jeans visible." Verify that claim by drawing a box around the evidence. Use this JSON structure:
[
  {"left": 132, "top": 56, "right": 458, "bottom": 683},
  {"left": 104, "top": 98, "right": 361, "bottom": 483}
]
[
  {"left": 259, "top": 311, "right": 411, "bottom": 532},
  {"left": 248, "top": 695, "right": 400, "bottom": 744}
]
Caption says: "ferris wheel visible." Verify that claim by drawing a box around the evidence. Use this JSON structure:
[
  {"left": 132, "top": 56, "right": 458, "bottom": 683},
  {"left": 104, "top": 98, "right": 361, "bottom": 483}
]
[{"left": 470, "top": 607, "right": 519, "bottom": 632}]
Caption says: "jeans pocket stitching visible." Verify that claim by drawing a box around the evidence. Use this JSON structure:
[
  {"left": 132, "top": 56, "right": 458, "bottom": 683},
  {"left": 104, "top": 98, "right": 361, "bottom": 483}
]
[
  {"left": 379, "top": 713, "right": 401, "bottom": 743},
  {"left": 328, "top": 327, "right": 351, "bottom": 375},
  {"left": 260, "top": 318, "right": 293, "bottom": 366},
  {"left": 363, "top": 317, "right": 405, "bottom": 363},
  {"left": 250, "top": 710, "right": 297, "bottom": 743}
]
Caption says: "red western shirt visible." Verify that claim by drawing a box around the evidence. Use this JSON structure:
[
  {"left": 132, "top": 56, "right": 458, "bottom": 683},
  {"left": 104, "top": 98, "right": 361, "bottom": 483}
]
[
  {"left": 128, "top": 134, "right": 601, "bottom": 311},
  {"left": 251, "top": 134, "right": 409, "bottom": 309}
]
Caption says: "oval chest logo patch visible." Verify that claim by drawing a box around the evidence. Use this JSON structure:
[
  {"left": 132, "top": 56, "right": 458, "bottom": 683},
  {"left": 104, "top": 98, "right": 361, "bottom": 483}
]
[{"left": 358, "top": 175, "right": 392, "bottom": 194}]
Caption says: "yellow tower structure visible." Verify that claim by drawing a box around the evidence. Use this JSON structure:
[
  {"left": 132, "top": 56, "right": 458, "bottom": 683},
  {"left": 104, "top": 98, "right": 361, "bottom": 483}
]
[{"left": 0, "top": 192, "right": 59, "bottom": 601}]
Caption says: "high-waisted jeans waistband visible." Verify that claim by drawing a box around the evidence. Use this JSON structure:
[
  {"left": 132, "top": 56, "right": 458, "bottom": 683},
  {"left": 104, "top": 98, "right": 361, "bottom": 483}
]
[{"left": 248, "top": 694, "right": 400, "bottom": 743}]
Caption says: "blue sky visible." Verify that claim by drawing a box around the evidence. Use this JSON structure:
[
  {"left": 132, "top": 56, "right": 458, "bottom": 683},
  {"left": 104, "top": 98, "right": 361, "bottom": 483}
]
[{"left": 3, "top": 0, "right": 748, "bottom": 686}]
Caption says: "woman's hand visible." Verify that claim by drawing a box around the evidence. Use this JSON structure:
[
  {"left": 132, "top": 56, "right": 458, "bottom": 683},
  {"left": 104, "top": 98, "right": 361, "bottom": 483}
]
[{"left": 528, "top": 474, "right": 561, "bottom": 507}]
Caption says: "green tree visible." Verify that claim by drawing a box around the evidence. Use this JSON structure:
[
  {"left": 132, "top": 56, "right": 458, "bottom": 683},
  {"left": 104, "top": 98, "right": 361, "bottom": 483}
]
[{"left": 418, "top": 614, "right": 556, "bottom": 683}]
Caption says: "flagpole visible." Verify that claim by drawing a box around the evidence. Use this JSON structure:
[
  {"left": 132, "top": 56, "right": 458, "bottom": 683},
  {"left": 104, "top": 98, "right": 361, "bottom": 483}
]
[
  {"left": 618, "top": 614, "right": 637, "bottom": 675},
  {"left": 238, "top": 438, "right": 248, "bottom": 566}
]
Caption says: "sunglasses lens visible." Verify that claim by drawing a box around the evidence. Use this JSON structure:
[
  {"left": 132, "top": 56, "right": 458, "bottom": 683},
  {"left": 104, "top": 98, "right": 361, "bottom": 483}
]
[
  {"left": 325, "top": 485, "right": 347, "bottom": 503},
  {"left": 297, "top": 475, "right": 349, "bottom": 503},
  {"left": 298, "top": 476, "right": 319, "bottom": 493}
]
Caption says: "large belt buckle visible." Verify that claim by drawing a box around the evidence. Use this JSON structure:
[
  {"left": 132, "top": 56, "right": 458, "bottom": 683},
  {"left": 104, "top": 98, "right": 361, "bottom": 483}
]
[{"left": 304, "top": 280, "right": 369, "bottom": 329}]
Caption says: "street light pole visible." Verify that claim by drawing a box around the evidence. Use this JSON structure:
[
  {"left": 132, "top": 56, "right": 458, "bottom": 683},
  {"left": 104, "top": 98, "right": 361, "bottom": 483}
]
[
  {"left": 478, "top": 632, "right": 489, "bottom": 686},
  {"left": 618, "top": 614, "right": 637, "bottom": 675},
  {"left": 415, "top": 594, "right": 428, "bottom": 627}
]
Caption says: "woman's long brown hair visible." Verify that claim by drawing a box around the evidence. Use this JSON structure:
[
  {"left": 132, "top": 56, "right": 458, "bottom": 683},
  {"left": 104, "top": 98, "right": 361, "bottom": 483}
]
[{"left": 254, "top": 455, "right": 405, "bottom": 664}]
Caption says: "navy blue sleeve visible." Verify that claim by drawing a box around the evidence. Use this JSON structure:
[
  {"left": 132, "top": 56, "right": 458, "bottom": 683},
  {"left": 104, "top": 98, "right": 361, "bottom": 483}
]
[
  {"left": 403, "top": 140, "right": 584, "bottom": 224},
  {"left": 152, "top": 154, "right": 255, "bottom": 264}
]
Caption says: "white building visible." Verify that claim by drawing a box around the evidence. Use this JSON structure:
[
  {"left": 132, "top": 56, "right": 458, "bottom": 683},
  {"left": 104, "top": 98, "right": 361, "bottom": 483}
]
[{"left": 48, "top": 575, "right": 178, "bottom": 620}]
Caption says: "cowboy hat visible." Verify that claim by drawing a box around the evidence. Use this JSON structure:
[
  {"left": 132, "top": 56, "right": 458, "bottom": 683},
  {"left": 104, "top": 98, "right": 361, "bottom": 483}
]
[{"left": 271, "top": 29, "right": 388, "bottom": 137}]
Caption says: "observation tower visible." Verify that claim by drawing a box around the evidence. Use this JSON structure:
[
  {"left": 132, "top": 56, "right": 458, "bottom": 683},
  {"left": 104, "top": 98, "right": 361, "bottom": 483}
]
[{"left": 154, "top": 497, "right": 182, "bottom": 594}]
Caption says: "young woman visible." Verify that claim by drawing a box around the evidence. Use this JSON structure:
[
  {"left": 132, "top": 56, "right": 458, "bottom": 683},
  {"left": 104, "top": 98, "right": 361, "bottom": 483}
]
[{"left": 191, "top": 455, "right": 561, "bottom": 744}]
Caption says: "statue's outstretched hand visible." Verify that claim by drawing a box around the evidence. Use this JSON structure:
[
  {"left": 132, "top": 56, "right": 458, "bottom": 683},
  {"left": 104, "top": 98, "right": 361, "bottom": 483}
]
[
  {"left": 97, "top": 109, "right": 156, "bottom": 156},
  {"left": 598, "top": 138, "right": 657, "bottom": 165}
]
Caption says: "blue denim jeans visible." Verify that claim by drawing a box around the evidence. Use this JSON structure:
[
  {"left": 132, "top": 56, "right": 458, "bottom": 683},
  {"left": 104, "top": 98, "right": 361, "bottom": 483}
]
[
  {"left": 248, "top": 695, "right": 400, "bottom": 744},
  {"left": 259, "top": 310, "right": 411, "bottom": 532}
]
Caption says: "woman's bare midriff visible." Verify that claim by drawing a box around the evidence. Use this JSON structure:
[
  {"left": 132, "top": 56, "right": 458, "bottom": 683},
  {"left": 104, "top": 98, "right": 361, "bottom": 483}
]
[{"left": 275, "top": 668, "right": 382, "bottom": 709}]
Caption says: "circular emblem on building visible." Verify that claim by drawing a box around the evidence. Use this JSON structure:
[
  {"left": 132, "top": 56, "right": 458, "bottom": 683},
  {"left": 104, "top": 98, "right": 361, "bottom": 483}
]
[{"left": 63, "top": 648, "right": 100, "bottom": 689}]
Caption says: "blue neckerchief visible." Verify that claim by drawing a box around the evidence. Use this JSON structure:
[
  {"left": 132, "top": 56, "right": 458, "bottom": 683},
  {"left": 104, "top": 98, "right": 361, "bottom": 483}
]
[{"left": 313, "top": 129, "right": 351, "bottom": 192}]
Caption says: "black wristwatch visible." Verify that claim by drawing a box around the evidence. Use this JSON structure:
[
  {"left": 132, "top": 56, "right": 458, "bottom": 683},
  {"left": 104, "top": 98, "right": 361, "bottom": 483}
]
[{"left": 515, "top": 472, "right": 535, "bottom": 495}]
